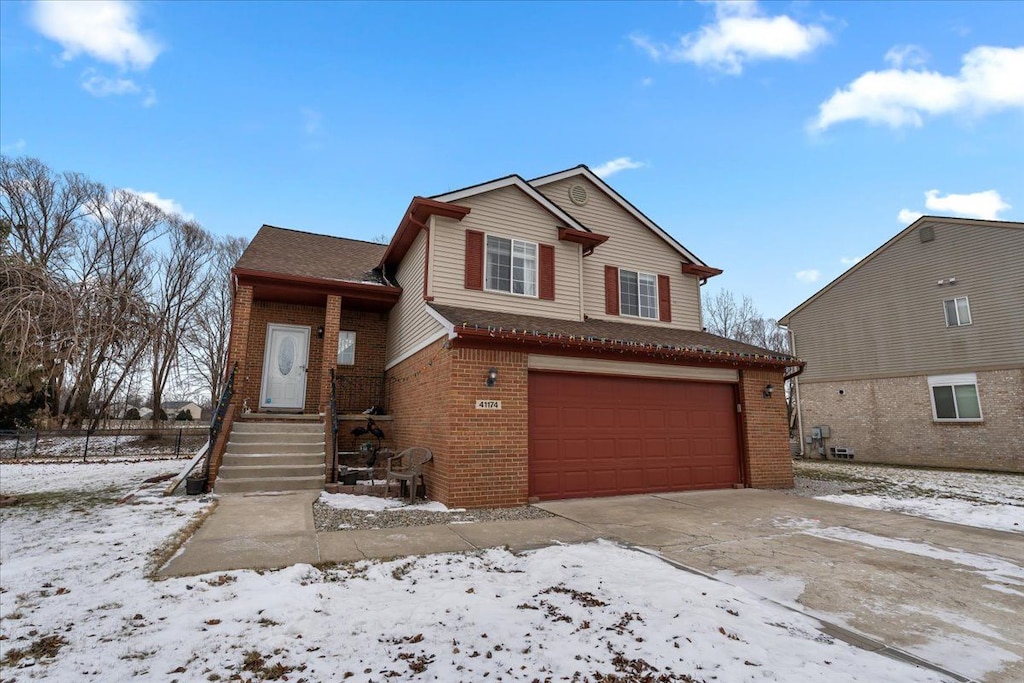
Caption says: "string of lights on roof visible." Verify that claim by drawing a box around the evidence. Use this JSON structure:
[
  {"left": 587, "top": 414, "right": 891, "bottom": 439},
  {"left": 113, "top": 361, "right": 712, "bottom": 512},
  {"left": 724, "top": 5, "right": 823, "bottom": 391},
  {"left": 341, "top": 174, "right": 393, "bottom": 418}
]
[{"left": 454, "top": 323, "right": 795, "bottom": 366}]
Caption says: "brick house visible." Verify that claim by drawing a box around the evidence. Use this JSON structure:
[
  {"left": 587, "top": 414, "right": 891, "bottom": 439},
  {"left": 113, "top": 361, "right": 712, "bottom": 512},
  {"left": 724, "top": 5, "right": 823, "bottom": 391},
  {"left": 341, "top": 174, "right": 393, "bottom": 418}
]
[
  {"left": 224, "top": 165, "right": 801, "bottom": 507},
  {"left": 780, "top": 216, "right": 1023, "bottom": 473}
]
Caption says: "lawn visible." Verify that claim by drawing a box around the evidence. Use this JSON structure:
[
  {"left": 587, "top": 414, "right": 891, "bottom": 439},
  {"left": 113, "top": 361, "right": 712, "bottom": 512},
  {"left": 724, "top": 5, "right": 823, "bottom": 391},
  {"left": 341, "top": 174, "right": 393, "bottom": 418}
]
[
  {"left": 0, "top": 460, "right": 949, "bottom": 682},
  {"left": 793, "top": 460, "right": 1024, "bottom": 533}
]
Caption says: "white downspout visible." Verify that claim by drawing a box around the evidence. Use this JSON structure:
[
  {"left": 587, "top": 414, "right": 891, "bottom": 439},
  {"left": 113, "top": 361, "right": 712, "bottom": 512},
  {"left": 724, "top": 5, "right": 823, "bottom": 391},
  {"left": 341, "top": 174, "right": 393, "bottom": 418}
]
[{"left": 787, "top": 326, "right": 805, "bottom": 457}]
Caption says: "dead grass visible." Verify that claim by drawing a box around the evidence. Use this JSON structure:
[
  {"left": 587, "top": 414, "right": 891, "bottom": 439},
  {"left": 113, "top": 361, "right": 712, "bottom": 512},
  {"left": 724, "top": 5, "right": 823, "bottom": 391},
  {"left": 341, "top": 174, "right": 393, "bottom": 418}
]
[
  {"left": 0, "top": 633, "right": 69, "bottom": 667},
  {"left": 146, "top": 499, "right": 219, "bottom": 577}
]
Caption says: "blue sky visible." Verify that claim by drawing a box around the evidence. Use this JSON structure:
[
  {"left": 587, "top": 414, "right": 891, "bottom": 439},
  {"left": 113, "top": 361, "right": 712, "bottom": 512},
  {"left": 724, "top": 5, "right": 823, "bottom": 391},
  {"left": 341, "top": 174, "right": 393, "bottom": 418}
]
[{"left": 2, "top": 1, "right": 1022, "bottom": 319}]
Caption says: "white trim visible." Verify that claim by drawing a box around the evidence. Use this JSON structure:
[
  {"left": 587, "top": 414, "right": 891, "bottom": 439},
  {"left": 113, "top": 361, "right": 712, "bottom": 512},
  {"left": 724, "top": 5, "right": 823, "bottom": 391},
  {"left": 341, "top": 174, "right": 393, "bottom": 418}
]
[
  {"left": 484, "top": 233, "right": 539, "bottom": 298},
  {"left": 528, "top": 354, "right": 738, "bottom": 383},
  {"left": 260, "top": 323, "right": 310, "bottom": 411},
  {"left": 529, "top": 166, "right": 705, "bottom": 266},
  {"left": 927, "top": 372, "right": 983, "bottom": 422},
  {"left": 618, "top": 268, "right": 659, "bottom": 320},
  {"left": 336, "top": 330, "right": 356, "bottom": 365},
  {"left": 384, "top": 328, "right": 448, "bottom": 371},
  {"left": 943, "top": 296, "right": 972, "bottom": 327},
  {"left": 927, "top": 372, "right": 978, "bottom": 386},
  {"left": 432, "top": 175, "right": 591, "bottom": 234},
  {"left": 424, "top": 304, "right": 456, "bottom": 338}
]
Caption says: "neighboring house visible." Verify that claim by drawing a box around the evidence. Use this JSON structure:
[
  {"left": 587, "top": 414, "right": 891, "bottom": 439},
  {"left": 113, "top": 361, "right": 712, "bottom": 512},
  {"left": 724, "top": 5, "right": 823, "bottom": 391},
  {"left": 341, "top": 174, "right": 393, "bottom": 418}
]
[
  {"left": 227, "top": 165, "right": 800, "bottom": 507},
  {"left": 163, "top": 401, "right": 203, "bottom": 421},
  {"left": 780, "top": 216, "right": 1023, "bottom": 473}
]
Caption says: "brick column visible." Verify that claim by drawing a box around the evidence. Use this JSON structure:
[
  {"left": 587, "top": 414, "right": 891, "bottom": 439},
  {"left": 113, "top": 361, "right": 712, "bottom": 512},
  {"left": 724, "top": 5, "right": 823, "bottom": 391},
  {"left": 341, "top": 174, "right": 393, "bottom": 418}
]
[
  {"left": 739, "top": 367, "right": 793, "bottom": 488},
  {"left": 320, "top": 295, "right": 342, "bottom": 412},
  {"left": 228, "top": 284, "right": 254, "bottom": 408}
]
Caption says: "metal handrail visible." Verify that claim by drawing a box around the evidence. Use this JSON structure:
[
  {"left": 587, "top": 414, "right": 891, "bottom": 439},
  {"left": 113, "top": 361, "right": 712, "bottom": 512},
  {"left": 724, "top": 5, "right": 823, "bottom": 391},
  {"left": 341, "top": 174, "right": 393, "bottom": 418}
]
[
  {"left": 329, "top": 367, "right": 339, "bottom": 483},
  {"left": 203, "top": 361, "right": 238, "bottom": 481}
]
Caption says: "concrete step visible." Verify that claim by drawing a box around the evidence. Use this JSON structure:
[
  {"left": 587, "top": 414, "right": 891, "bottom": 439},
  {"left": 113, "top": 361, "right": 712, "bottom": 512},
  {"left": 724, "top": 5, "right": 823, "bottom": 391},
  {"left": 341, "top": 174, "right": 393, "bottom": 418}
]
[
  {"left": 229, "top": 431, "right": 324, "bottom": 445},
  {"left": 231, "top": 421, "right": 324, "bottom": 434},
  {"left": 218, "top": 463, "right": 325, "bottom": 479},
  {"left": 214, "top": 475, "right": 325, "bottom": 494},
  {"left": 221, "top": 453, "right": 325, "bottom": 468},
  {"left": 226, "top": 441, "right": 324, "bottom": 455}
]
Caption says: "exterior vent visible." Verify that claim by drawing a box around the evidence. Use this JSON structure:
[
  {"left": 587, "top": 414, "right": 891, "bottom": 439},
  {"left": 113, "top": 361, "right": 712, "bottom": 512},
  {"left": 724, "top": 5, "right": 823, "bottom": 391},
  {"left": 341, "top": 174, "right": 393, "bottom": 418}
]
[
  {"left": 919, "top": 226, "right": 935, "bottom": 243},
  {"left": 569, "top": 184, "right": 589, "bottom": 206}
]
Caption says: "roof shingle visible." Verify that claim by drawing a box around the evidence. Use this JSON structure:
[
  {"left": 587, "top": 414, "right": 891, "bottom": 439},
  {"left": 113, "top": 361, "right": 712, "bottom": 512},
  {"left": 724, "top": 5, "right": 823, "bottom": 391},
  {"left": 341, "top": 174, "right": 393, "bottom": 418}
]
[{"left": 235, "top": 225, "right": 388, "bottom": 284}]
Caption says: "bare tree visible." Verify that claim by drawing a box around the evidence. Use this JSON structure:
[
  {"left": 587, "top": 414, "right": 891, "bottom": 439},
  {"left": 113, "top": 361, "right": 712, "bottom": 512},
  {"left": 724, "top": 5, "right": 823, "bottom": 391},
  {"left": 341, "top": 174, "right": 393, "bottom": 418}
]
[
  {"left": 183, "top": 235, "right": 247, "bottom": 409},
  {"left": 148, "top": 218, "right": 215, "bottom": 427}
]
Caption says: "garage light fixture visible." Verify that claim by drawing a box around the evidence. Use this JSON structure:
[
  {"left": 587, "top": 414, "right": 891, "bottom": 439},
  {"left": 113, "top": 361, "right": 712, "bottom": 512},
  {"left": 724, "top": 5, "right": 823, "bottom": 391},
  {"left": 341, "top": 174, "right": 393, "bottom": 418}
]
[
  {"left": 486, "top": 367, "right": 498, "bottom": 387},
  {"left": 762, "top": 384, "right": 774, "bottom": 399}
]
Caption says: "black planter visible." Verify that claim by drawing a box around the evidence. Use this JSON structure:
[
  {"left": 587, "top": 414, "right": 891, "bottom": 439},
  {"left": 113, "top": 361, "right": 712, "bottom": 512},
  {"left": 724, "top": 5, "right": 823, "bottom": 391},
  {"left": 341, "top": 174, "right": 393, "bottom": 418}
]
[{"left": 185, "top": 476, "right": 207, "bottom": 495}]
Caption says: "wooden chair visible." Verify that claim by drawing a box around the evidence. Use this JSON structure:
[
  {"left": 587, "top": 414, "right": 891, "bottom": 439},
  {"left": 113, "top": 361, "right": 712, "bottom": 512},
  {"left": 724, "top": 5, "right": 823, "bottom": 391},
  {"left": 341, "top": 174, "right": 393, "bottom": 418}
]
[{"left": 384, "top": 447, "right": 432, "bottom": 504}]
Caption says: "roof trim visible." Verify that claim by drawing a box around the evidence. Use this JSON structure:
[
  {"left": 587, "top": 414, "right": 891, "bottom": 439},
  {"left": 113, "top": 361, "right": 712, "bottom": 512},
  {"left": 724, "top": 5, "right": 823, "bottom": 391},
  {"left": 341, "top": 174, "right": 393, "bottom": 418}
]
[
  {"left": 232, "top": 267, "right": 401, "bottom": 303},
  {"left": 380, "top": 196, "right": 471, "bottom": 271},
  {"left": 558, "top": 226, "right": 609, "bottom": 253},
  {"left": 431, "top": 174, "right": 592, "bottom": 234},
  {"left": 681, "top": 263, "right": 723, "bottom": 279},
  {"left": 779, "top": 215, "right": 1024, "bottom": 324},
  {"left": 529, "top": 165, "right": 708, "bottom": 267}
]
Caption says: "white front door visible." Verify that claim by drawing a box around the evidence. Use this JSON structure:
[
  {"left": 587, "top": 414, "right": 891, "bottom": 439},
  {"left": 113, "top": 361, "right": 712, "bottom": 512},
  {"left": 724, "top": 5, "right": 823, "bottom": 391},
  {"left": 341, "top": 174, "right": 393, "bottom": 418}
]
[{"left": 260, "top": 324, "right": 310, "bottom": 411}]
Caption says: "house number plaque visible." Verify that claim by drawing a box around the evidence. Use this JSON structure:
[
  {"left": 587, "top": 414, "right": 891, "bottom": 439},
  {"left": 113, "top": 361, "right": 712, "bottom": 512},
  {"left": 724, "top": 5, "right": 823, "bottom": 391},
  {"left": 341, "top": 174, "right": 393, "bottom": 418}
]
[{"left": 475, "top": 400, "right": 502, "bottom": 410}]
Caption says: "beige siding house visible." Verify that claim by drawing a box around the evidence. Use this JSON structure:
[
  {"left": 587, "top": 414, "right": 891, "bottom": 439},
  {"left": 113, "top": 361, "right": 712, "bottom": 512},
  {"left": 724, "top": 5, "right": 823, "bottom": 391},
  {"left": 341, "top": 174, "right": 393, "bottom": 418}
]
[{"left": 780, "top": 216, "right": 1024, "bottom": 472}]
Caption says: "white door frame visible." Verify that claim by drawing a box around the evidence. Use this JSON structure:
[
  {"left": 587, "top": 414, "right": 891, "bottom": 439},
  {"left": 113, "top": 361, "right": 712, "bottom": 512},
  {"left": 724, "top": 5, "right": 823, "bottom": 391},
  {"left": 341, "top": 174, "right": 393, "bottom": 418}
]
[{"left": 259, "top": 323, "right": 311, "bottom": 411}]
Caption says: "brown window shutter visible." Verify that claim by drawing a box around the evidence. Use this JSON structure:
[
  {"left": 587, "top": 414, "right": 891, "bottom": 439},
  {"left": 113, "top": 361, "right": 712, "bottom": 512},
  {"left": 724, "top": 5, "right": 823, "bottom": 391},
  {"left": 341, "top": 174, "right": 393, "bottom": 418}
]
[
  {"left": 464, "top": 230, "right": 484, "bottom": 290},
  {"left": 604, "top": 265, "right": 619, "bottom": 315},
  {"left": 539, "top": 244, "right": 555, "bottom": 300},
  {"left": 658, "top": 274, "right": 672, "bottom": 322}
]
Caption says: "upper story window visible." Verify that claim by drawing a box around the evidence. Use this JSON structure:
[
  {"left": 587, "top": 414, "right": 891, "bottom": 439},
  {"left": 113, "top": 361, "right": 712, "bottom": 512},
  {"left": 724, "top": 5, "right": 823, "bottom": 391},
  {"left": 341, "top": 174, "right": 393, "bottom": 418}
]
[
  {"left": 486, "top": 235, "right": 537, "bottom": 297},
  {"left": 620, "top": 269, "right": 658, "bottom": 319},
  {"left": 944, "top": 296, "right": 971, "bottom": 326},
  {"left": 337, "top": 331, "right": 356, "bottom": 365},
  {"left": 928, "top": 373, "right": 982, "bottom": 421}
]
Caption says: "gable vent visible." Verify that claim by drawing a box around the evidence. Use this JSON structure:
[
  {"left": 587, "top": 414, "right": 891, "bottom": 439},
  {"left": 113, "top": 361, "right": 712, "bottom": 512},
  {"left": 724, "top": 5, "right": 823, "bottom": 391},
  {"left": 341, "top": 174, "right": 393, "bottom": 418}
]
[
  {"left": 569, "top": 184, "right": 589, "bottom": 206},
  {"left": 919, "top": 225, "right": 935, "bottom": 243}
]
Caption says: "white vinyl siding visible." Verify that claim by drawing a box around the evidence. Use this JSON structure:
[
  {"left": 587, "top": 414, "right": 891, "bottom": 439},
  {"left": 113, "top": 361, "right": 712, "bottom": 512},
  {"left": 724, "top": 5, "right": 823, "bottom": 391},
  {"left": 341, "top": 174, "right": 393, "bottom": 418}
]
[
  {"left": 385, "top": 230, "right": 444, "bottom": 364},
  {"left": 619, "top": 269, "right": 658, "bottom": 319},
  {"left": 429, "top": 186, "right": 582, "bottom": 319},
  {"left": 486, "top": 235, "right": 537, "bottom": 296},
  {"left": 535, "top": 176, "right": 702, "bottom": 330},
  {"left": 944, "top": 296, "right": 971, "bottom": 326},
  {"left": 928, "top": 373, "right": 982, "bottom": 421}
]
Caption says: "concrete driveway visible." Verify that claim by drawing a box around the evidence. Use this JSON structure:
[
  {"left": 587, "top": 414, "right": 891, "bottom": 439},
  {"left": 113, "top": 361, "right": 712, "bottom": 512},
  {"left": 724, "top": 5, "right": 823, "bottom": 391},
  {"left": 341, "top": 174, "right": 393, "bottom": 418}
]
[{"left": 538, "top": 489, "right": 1024, "bottom": 683}]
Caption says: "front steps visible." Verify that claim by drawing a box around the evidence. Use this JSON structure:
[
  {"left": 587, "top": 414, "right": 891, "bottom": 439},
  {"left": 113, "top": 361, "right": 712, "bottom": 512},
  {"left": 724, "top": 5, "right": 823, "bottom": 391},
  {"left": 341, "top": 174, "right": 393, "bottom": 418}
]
[{"left": 214, "top": 416, "right": 326, "bottom": 494}]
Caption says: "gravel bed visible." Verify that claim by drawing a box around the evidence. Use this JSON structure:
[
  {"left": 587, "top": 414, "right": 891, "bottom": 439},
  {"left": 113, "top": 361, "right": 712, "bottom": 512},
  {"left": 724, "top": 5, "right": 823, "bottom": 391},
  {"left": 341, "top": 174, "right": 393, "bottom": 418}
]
[
  {"left": 313, "top": 500, "right": 554, "bottom": 531},
  {"left": 773, "top": 476, "right": 849, "bottom": 498}
]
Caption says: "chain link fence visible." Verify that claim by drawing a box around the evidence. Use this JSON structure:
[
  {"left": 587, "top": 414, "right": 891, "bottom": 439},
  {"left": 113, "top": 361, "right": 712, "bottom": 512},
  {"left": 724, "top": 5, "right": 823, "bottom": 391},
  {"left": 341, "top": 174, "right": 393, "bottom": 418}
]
[{"left": 0, "top": 427, "right": 209, "bottom": 461}]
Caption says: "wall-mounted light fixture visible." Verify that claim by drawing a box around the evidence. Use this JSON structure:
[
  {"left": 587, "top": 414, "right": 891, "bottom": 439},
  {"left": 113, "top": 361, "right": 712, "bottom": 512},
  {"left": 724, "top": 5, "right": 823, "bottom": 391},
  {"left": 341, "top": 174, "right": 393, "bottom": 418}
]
[
  {"left": 486, "top": 367, "right": 498, "bottom": 387},
  {"left": 316, "top": 325, "right": 325, "bottom": 339},
  {"left": 762, "top": 384, "right": 774, "bottom": 399}
]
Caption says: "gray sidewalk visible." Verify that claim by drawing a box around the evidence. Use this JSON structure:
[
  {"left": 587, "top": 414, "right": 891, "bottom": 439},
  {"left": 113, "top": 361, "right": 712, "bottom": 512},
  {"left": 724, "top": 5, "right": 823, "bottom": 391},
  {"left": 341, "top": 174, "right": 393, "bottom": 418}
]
[{"left": 157, "top": 491, "right": 597, "bottom": 577}]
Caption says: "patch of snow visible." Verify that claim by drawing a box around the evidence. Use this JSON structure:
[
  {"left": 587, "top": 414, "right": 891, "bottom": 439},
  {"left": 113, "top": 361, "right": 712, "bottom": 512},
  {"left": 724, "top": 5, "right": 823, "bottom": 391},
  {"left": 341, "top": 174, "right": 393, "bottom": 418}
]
[
  {"left": 318, "top": 491, "right": 453, "bottom": 513},
  {"left": 716, "top": 570, "right": 807, "bottom": 605},
  {"left": 819, "top": 493, "right": 1023, "bottom": 534}
]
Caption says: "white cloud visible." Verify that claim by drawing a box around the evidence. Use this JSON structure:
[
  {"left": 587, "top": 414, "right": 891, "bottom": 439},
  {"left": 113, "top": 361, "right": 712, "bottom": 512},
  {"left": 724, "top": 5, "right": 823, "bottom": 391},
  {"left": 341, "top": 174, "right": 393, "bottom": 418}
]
[
  {"left": 884, "top": 45, "right": 929, "bottom": 69},
  {"left": 125, "top": 189, "right": 192, "bottom": 219},
  {"left": 897, "top": 209, "right": 924, "bottom": 224},
  {"left": 1, "top": 139, "right": 27, "bottom": 154},
  {"left": 811, "top": 45, "right": 1024, "bottom": 131},
  {"left": 81, "top": 70, "right": 140, "bottom": 97},
  {"left": 31, "top": 0, "right": 162, "bottom": 71},
  {"left": 795, "top": 269, "right": 821, "bottom": 283},
  {"left": 924, "top": 189, "right": 1010, "bottom": 220},
  {"left": 592, "top": 157, "right": 645, "bottom": 178},
  {"left": 839, "top": 256, "right": 863, "bottom": 266},
  {"left": 631, "top": 1, "right": 830, "bottom": 75}
]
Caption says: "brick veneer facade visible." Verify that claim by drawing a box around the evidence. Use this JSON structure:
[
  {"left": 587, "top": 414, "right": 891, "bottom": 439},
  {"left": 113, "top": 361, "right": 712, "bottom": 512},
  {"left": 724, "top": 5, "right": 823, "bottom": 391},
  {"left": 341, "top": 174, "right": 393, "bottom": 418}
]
[
  {"left": 798, "top": 368, "right": 1023, "bottom": 472},
  {"left": 386, "top": 339, "right": 794, "bottom": 508}
]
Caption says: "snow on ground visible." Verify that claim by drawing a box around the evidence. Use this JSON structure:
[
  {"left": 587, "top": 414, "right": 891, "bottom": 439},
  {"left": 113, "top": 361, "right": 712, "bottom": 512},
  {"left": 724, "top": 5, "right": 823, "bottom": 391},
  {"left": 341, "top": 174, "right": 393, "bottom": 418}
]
[
  {"left": 319, "top": 491, "right": 456, "bottom": 513},
  {"left": 0, "top": 461, "right": 950, "bottom": 682},
  {"left": 796, "top": 461, "right": 1024, "bottom": 533}
]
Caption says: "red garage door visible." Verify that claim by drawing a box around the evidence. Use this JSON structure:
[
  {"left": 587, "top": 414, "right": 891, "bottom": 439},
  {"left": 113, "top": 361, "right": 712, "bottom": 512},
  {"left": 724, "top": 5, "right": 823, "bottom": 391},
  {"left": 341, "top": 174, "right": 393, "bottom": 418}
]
[{"left": 529, "top": 372, "right": 741, "bottom": 500}]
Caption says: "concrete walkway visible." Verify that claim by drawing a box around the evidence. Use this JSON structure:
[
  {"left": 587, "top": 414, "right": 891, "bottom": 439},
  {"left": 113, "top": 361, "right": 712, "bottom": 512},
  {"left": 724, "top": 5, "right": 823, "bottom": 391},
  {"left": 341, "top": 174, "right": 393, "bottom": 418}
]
[{"left": 159, "top": 488, "right": 1023, "bottom": 682}]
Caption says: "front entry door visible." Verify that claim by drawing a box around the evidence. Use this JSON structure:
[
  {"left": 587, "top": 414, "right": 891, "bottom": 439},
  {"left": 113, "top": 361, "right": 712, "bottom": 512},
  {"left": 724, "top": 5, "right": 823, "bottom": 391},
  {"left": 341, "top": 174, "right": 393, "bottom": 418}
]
[{"left": 260, "top": 324, "right": 310, "bottom": 411}]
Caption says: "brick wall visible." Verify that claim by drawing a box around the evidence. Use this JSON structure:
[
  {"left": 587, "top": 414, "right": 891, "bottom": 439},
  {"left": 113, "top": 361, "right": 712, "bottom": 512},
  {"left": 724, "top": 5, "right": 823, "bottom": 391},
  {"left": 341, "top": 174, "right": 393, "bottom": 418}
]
[
  {"left": 739, "top": 368, "right": 794, "bottom": 488},
  {"left": 227, "top": 285, "right": 253, "bottom": 403},
  {"left": 335, "top": 309, "right": 389, "bottom": 413},
  {"left": 243, "top": 301, "right": 326, "bottom": 413},
  {"left": 799, "top": 368, "right": 1023, "bottom": 472}
]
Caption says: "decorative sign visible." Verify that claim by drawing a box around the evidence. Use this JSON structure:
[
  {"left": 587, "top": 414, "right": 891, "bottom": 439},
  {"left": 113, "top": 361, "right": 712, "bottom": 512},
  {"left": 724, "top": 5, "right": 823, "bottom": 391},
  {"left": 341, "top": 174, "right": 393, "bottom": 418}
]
[{"left": 475, "top": 400, "right": 502, "bottom": 410}]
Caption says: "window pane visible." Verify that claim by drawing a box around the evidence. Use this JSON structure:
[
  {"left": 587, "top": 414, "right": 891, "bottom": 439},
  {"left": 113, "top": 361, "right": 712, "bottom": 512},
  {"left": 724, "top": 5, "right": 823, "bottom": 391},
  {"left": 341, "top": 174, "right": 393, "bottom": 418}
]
[
  {"left": 486, "top": 236, "right": 511, "bottom": 292},
  {"left": 954, "top": 384, "right": 981, "bottom": 419},
  {"left": 512, "top": 241, "right": 537, "bottom": 296},
  {"left": 337, "top": 331, "right": 356, "bottom": 365},
  {"left": 932, "top": 386, "right": 956, "bottom": 418},
  {"left": 956, "top": 298, "right": 971, "bottom": 325},
  {"left": 619, "top": 270, "right": 639, "bottom": 316},
  {"left": 944, "top": 299, "right": 958, "bottom": 326},
  {"left": 638, "top": 273, "right": 658, "bottom": 319}
]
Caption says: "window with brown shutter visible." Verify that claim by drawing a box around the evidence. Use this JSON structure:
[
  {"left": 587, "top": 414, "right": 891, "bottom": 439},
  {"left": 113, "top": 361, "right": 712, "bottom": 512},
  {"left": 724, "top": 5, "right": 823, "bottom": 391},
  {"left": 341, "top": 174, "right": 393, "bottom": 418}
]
[
  {"left": 604, "top": 265, "right": 619, "bottom": 315},
  {"left": 658, "top": 274, "right": 671, "bottom": 322},
  {"left": 539, "top": 244, "right": 555, "bottom": 300},
  {"left": 464, "top": 230, "right": 484, "bottom": 290}
]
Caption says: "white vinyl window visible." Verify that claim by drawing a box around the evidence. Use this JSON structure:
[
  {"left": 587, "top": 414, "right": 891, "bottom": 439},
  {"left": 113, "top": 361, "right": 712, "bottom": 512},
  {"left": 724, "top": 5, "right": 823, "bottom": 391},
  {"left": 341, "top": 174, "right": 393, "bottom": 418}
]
[
  {"left": 337, "top": 331, "right": 356, "bottom": 365},
  {"left": 928, "top": 373, "right": 982, "bottom": 421},
  {"left": 485, "top": 235, "right": 537, "bottom": 296},
  {"left": 944, "top": 297, "right": 971, "bottom": 326},
  {"left": 620, "top": 269, "right": 658, "bottom": 319}
]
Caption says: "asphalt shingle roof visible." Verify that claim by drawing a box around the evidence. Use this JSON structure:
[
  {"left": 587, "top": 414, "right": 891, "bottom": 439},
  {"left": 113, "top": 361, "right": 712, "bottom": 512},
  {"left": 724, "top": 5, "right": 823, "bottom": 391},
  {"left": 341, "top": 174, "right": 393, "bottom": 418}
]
[{"left": 235, "top": 225, "right": 388, "bottom": 284}]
